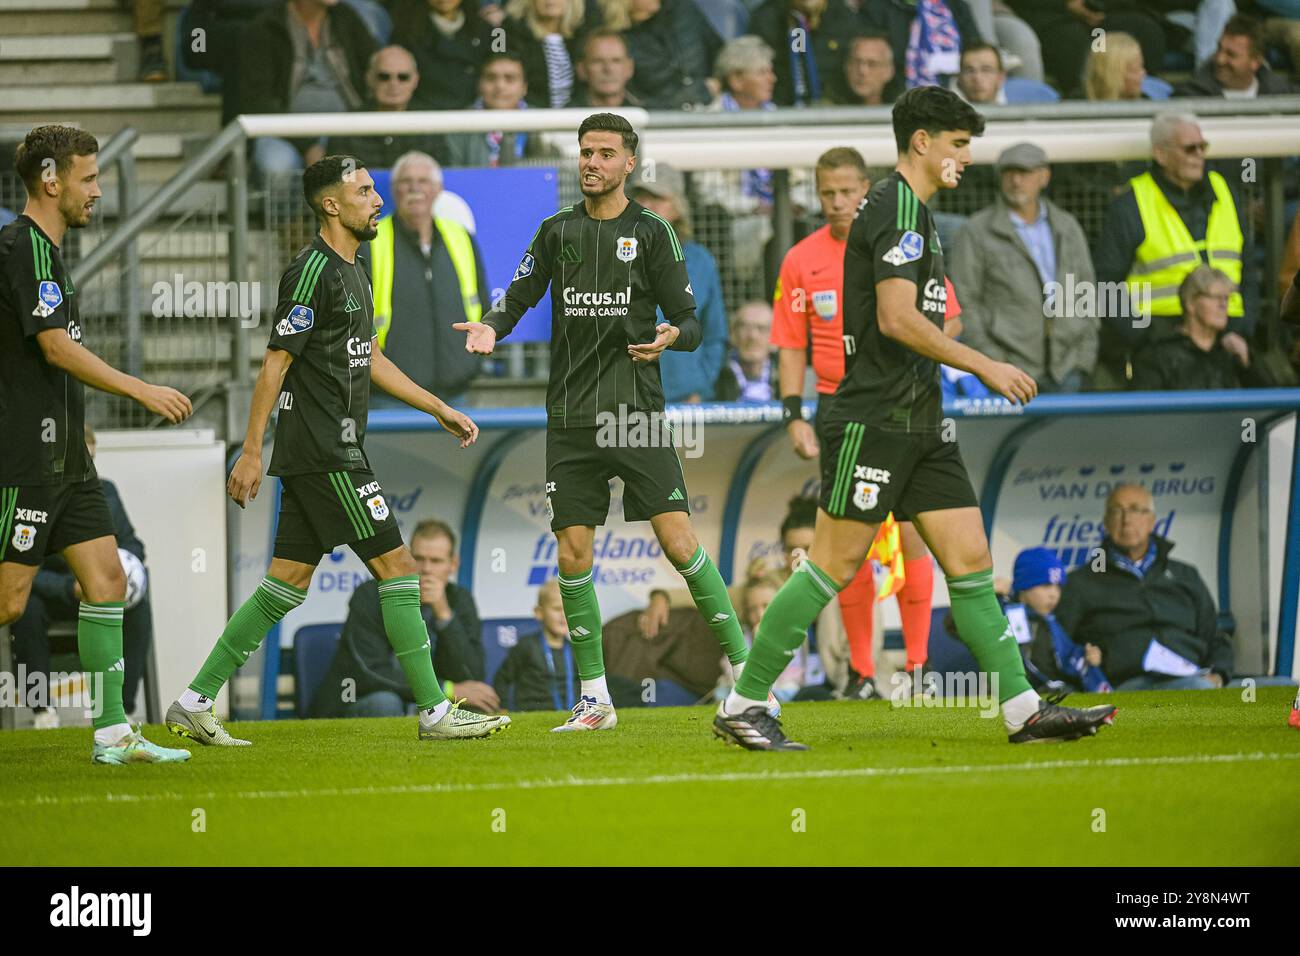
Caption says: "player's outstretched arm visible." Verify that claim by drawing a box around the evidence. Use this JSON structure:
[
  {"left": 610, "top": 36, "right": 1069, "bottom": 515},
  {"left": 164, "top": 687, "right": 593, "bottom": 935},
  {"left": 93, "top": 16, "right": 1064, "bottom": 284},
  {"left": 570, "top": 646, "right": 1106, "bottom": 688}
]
[
  {"left": 370, "top": 345, "right": 479, "bottom": 448},
  {"left": 454, "top": 320, "right": 497, "bottom": 355},
  {"left": 877, "top": 278, "right": 1037, "bottom": 405},
  {"left": 228, "top": 347, "right": 293, "bottom": 508},
  {"left": 36, "top": 328, "right": 192, "bottom": 423}
]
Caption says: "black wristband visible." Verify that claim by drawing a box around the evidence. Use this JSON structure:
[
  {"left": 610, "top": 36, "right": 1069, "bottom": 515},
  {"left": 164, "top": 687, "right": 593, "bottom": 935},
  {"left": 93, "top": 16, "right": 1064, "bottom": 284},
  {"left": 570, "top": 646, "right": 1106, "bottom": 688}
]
[{"left": 782, "top": 395, "right": 804, "bottom": 423}]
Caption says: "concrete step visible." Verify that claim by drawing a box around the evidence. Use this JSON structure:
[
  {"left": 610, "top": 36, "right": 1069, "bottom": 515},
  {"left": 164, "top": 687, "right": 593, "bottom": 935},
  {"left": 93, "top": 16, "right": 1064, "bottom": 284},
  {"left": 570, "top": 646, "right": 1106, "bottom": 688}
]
[
  {"left": 0, "top": 82, "right": 221, "bottom": 135},
  {"left": 0, "top": 0, "right": 134, "bottom": 36},
  {"left": 0, "top": 33, "right": 138, "bottom": 84}
]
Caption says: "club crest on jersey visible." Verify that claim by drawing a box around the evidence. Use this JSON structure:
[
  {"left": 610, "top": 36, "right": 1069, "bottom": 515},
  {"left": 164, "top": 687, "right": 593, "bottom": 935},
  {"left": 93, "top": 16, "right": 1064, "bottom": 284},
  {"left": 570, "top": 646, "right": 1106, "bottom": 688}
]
[
  {"left": 853, "top": 482, "right": 880, "bottom": 511},
  {"left": 276, "top": 304, "right": 314, "bottom": 336},
  {"left": 11, "top": 523, "right": 36, "bottom": 553},
  {"left": 513, "top": 253, "right": 535, "bottom": 282},
  {"left": 813, "top": 289, "right": 838, "bottom": 319},
  {"left": 616, "top": 237, "right": 638, "bottom": 262},
  {"left": 366, "top": 494, "right": 389, "bottom": 521},
  {"left": 882, "top": 230, "right": 924, "bottom": 266}
]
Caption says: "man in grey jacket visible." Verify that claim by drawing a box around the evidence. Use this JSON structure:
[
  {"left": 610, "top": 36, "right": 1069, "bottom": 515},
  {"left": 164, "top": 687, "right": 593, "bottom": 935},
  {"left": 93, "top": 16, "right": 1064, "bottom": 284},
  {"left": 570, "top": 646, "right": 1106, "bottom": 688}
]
[{"left": 950, "top": 142, "right": 1098, "bottom": 392}]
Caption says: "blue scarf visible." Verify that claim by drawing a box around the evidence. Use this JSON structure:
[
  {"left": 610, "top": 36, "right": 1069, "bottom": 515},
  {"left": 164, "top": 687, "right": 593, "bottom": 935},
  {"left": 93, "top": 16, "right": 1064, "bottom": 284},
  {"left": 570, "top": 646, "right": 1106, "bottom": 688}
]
[
  {"left": 473, "top": 98, "right": 529, "bottom": 166},
  {"left": 1039, "top": 608, "right": 1113, "bottom": 693},
  {"left": 720, "top": 92, "right": 775, "bottom": 204},
  {"left": 787, "top": 11, "right": 822, "bottom": 106},
  {"left": 1112, "top": 540, "right": 1158, "bottom": 579},
  {"left": 905, "top": 0, "right": 961, "bottom": 88}
]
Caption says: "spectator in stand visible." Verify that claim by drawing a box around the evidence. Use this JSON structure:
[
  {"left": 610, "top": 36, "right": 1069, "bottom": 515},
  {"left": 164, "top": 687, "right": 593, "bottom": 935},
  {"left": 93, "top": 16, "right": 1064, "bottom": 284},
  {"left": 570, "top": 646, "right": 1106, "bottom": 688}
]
[
  {"left": 310, "top": 520, "right": 499, "bottom": 717},
  {"left": 1145, "top": 0, "right": 1237, "bottom": 69},
  {"left": 239, "top": 0, "right": 377, "bottom": 178},
  {"left": 628, "top": 164, "right": 728, "bottom": 403},
  {"left": 950, "top": 142, "right": 1098, "bottom": 392},
  {"left": 964, "top": 0, "right": 1046, "bottom": 80},
  {"left": 391, "top": 0, "right": 493, "bottom": 110},
  {"left": 502, "top": 0, "right": 587, "bottom": 108},
  {"left": 1056, "top": 484, "right": 1234, "bottom": 691},
  {"left": 601, "top": 0, "right": 722, "bottom": 109},
  {"left": 1083, "top": 31, "right": 1150, "bottom": 99},
  {"left": 10, "top": 426, "right": 155, "bottom": 728},
  {"left": 1004, "top": 0, "right": 1166, "bottom": 97},
  {"left": 492, "top": 579, "right": 581, "bottom": 711},
  {"left": 1175, "top": 13, "right": 1298, "bottom": 95},
  {"left": 831, "top": 32, "right": 896, "bottom": 105},
  {"left": 747, "top": 0, "right": 865, "bottom": 106},
  {"left": 715, "top": 573, "right": 805, "bottom": 701},
  {"left": 134, "top": 0, "right": 168, "bottom": 81},
  {"left": 1131, "top": 265, "right": 1274, "bottom": 387},
  {"left": 715, "top": 301, "right": 778, "bottom": 401},
  {"left": 442, "top": 53, "right": 554, "bottom": 166},
  {"left": 1010, "top": 547, "right": 1113, "bottom": 694},
  {"left": 951, "top": 42, "right": 1061, "bottom": 103},
  {"left": 1093, "top": 112, "right": 1250, "bottom": 385},
  {"left": 368, "top": 151, "right": 485, "bottom": 406},
  {"left": 864, "top": 0, "right": 986, "bottom": 100},
  {"left": 1256, "top": 0, "right": 1300, "bottom": 80},
  {"left": 326, "top": 46, "right": 448, "bottom": 168},
  {"left": 572, "top": 29, "right": 644, "bottom": 106}
]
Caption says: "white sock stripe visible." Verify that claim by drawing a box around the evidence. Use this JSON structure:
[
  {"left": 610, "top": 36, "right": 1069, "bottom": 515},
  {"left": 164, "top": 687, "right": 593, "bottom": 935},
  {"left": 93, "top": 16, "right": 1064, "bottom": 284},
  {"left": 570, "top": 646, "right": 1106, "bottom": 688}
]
[
  {"left": 260, "top": 580, "right": 307, "bottom": 604},
  {"left": 558, "top": 572, "right": 592, "bottom": 586},
  {"left": 679, "top": 549, "right": 708, "bottom": 578},
  {"left": 377, "top": 580, "right": 419, "bottom": 591},
  {"left": 78, "top": 606, "right": 124, "bottom": 619},
  {"left": 800, "top": 562, "right": 838, "bottom": 600}
]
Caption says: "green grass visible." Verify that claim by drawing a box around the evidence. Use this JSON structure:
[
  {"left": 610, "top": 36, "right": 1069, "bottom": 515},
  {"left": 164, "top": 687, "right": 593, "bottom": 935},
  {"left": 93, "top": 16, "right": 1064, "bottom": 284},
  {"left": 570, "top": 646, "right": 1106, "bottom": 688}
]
[{"left": 2, "top": 688, "right": 1298, "bottom": 866}]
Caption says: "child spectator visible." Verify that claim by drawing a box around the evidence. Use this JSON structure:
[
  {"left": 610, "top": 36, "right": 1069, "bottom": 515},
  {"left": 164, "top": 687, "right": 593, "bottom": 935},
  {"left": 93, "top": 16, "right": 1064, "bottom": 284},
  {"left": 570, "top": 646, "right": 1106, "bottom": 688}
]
[
  {"left": 493, "top": 579, "right": 580, "bottom": 712},
  {"left": 1012, "top": 547, "right": 1113, "bottom": 694}
]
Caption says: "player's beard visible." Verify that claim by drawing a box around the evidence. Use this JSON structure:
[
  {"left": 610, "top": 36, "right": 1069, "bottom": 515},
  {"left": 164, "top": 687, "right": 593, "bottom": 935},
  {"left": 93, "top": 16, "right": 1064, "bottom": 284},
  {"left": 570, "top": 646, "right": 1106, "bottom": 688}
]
[
  {"left": 60, "top": 193, "right": 93, "bottom": 229},
  {"left": 348, "top": 215, "right": 379, "bottom": 242},
  {"left": 581, "top": 173, "right": 625, "bottom": 199}
]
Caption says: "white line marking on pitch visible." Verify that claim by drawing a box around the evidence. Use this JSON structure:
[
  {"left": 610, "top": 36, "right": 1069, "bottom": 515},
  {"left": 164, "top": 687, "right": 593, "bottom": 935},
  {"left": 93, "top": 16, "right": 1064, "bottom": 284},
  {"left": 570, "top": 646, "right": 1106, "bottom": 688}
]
[{"left": 3, "top": 750, "right": 1297, "bottom": 810}]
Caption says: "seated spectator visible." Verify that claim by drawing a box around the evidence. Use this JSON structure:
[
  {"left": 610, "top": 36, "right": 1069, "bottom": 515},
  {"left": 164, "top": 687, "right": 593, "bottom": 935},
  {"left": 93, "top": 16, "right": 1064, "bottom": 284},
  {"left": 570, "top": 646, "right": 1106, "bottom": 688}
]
[
  {"left": 1131, "top": 265, "right": 1275, "bottom": 388},
  {"left": 831, "top": 32, "right": 896, "bottom": 105},
  {"left": 326, "top": 46, "right": 448, "bottom": 168},
  {"left": 1004, "top": 0, "right": 1165, "bottom": 97},
  {"left": 492, "top": 579, "right": 581, "bottom": 711},
  {"left": 310, "top": 520, "right": 498, "bottom": 717},
  {"left": 747, "top": 0, "right": 865, "bottom": 106},
  {"left": 951, "top": 41, "right": 1060, "bottom": 103},
  {"left": 1056, "top": 483, "right": 1234, "bottom": 690},
  {"left": 1148, "top": 0, "right": 1237, "bottom": 69},
  {"left": 238, "top": 0, "right": 377, "bottom": 179},
  {"left": 1093, "top": 112, "right": 1250, "bottom": 385},
  {"left": 10, "top": 426, "right": 154, "bottom": 728},
  {"left": 1257, "top": 1, "right": 1300, "bottom": 81},
  {"left": 1083, "top": 30, "right": 1149, "bottom": 99},
  {"left": 864, "top": 0, "right": 985, "bottom": 99},
  {"left": 368, "top": 151, "right": 485, "bottom": 406},
  {"left": 502, "top": 0, "right": 587, "bottom": 108},
  {"left": 572, "top": 29, "right": 644, "bottom": 106},
  {"left": 1175, "top": 13, "right": 1298, "bottom": 96},
  {"left": 964, "top": 0, "right": 1046, "bottom": 80},
  {"left": 603, "top": 0, "right": 722, "bottom": 108},
  {"left": 628, "top": 163, "right": 727, "bottom": 402},
  {"left": 391, "top": 0, "right": 493, "bottom": 110},
  {"left": 442, "top": 53, "right": 554, "bottom": 166},
  {"left": 951, "top": 142, "right": 1098, "bottom": 392},
  {"left": 1011, "top": 547, "right": 1113, "bottom": 693},
  {"left": 715, "top": 301, "right": 778, "bottom": 401},
  {"left": 133, "top": 0, "right": 167, "bottom": 81}
]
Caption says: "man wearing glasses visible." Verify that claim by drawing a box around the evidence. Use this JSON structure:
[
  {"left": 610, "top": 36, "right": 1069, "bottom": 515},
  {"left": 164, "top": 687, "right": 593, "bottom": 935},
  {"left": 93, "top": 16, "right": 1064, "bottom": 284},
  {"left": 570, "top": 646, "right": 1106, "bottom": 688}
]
[
  {"left": 1055, "top": 483, "right": 1234, "bottom": 691},
  {"left": 327, "top": 46, "right": 449, "bottom": 169},
  {"left": 1093, "top": 111, "right": 1250, "bottom": 385}
]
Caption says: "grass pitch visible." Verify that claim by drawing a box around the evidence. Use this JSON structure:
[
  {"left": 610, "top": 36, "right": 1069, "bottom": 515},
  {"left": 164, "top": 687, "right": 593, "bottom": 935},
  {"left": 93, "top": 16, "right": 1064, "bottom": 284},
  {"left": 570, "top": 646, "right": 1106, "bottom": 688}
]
[{"left": 2, "top": 688, "right": 1297, "bottom": 867}]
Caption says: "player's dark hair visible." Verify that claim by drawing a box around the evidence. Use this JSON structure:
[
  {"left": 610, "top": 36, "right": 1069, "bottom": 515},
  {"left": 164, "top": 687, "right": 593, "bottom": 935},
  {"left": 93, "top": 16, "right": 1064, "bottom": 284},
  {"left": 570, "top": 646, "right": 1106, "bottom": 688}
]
[
  {"left": 578, "top": 112, "right": 638, "bottom": 154},
  {"left": 780, "top": 495, "right": 819, "bottom": 541},
  {"left": 1222, "top": 13, "right": 1265, "bottom": 58},
  {"left": 15, "top": 125, "right": 99, "bottom": 196},
  {"left": 960, "top": 42, "right": 1003, "bottom": 71},
  {"left": 891, "top": 85, "right": 985, "bottom": 154},
  {"left": 411, "top": 518, "right": 457, "bottom": 551},
  {"left": 302, "top": 155, "right": 366, "bottom": 218}
]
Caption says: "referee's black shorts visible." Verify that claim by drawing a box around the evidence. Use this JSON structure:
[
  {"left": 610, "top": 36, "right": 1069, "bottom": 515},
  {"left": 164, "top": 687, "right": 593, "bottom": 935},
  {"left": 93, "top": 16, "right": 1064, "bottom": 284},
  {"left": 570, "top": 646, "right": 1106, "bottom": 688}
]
[{"left": 817, "top": 418, "right": 977, "bottom": 524}]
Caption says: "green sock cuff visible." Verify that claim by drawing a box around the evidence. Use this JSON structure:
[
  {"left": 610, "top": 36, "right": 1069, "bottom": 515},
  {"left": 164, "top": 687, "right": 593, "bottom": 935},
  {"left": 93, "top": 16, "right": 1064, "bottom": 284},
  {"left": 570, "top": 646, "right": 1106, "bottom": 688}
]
[
  {"left": 255, "top": 576, "right": 308, "bottom": 616},
  {"left": 673, "top": 545, "right": 707, "bottom": 576},
  {"left": 377, "top": 575, "right": 420, "bottom": 605},
  {"left": 78, "top": 602, "right": 124, "bottom": 619},
  {"left": 946, "top": 568, "right": 994, "bottom": 592},
  {"left": 799, "top": 559, "right": 843, "bottom": 599},
  {"left": 263, "top": 575, "right": 308, "bottom": 599},
  {"left": 557, "top": 570, "right": 593, "bottom": 587}
]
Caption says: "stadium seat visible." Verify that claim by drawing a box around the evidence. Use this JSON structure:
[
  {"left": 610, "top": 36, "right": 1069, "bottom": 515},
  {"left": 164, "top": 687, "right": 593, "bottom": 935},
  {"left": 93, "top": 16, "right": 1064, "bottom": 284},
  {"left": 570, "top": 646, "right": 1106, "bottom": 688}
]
[
  {"left": 922, "top": 607, "right": 979, "bottom": 690},
  {"left": 481, "top": 618, "right": 540, "bottom": 684},
  {"left": 292, "top": 623, "right": 343, "bottom": 717},
  {"left": 1141, "top": 75, "right": 1174, "bottom": 100},
  {"left": 1003, "top": 77, "right": 1061, "bottom": 104}
]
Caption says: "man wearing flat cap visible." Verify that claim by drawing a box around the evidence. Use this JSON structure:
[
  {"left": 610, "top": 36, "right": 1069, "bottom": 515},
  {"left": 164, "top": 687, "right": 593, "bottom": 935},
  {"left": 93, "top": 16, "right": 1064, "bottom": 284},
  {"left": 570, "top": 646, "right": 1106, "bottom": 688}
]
[{"left": 949, "top": 142, "right": 1099, "bottom": 393}]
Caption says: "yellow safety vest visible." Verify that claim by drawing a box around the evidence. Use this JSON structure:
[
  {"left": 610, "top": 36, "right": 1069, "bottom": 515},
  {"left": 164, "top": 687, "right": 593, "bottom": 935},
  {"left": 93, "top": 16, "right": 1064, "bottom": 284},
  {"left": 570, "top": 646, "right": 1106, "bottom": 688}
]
[
  {"left": 1126, "top": 170, "right": 1243, "bottom": 319},
  {"left": 370, "top": 215, "right": 481, "bottom": 349}
]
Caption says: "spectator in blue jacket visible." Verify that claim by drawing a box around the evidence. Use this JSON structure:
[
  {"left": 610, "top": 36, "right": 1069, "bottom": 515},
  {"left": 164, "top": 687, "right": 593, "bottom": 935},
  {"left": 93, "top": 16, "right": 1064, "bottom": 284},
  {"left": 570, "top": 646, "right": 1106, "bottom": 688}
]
[
  {"left": 1012, "top": 547, "right": 1113, "bottom": 694},
  {"left": 629, "top": 163, "right": 728, "bottom": 403}
]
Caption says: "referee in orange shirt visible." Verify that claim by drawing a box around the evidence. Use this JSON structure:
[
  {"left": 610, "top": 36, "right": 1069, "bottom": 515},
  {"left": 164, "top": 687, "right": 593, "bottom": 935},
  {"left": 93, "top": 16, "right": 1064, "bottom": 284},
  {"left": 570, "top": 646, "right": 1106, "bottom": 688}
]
[{"left": 770, "top": 146, "right": 938, "bottom": 700}]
